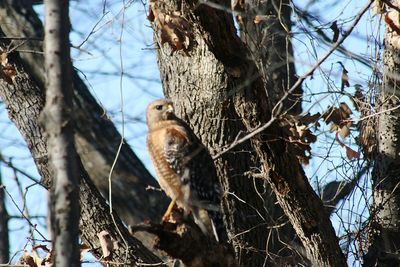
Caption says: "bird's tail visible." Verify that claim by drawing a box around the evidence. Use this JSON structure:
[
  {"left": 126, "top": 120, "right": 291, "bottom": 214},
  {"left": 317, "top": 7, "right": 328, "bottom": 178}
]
[
  {"left": 208, "top": 209, "right": 228, "bottom": 243},
  {"left": 192, "top": 208, "right": 227, "bottom": 243}
]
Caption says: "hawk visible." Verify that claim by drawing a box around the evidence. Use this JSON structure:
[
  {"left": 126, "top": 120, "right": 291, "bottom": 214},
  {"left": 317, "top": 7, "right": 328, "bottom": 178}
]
[{"left": 146, "top": 99, "right": 225, "bottom": 242}]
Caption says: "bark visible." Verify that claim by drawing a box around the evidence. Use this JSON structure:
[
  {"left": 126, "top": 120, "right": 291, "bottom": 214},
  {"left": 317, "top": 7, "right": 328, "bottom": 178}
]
[
  {"left": 154, "top": 7, "right": 286, "bottom": 266},
  {"left": 238, "top": 0, "right": 301, "bottom": 114},
  {"left": 0, "top": 0, "right": 168, "bottom": 229},
  {"left": 0, "top": 171, "right": 9, "bottom": 264},
  {"left": 238, "top": 0, "right": 301, "bottom": 258},
  {"left": 78, "top": 160, "right": 165, "bottom": 266},
  {"left": 0, "top": 28, "right": 163, "bottom": 266},
  {"left": 364, "top": 3, "right": 400, "bottom": 266},
  {"left": 151, "top": 0, "right": 346, "bottom": 265},
  {"left": 130, "top": 209, "right": 237, "bottom": 267},
  {"left": 42, "top": 1, "right": 80, "bottom": 266}
]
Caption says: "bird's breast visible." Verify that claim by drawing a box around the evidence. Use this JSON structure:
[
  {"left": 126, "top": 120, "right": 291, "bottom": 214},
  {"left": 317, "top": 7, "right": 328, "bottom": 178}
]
[{"left": 147, "top": 131, "right": 183, "bottom": 200}]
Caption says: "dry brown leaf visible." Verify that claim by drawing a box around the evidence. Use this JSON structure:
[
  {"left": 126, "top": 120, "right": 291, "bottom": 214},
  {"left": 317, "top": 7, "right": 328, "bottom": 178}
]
[
  {"left": 323, "top": 102, "right": 352, "bottom": 123},
  {"left": 335, "top": 132, "right": 360, "bottom": 160},
  {"left": 80, "top": 243, "right": 91, "bottom": 259},
  {"left": 148, "top": 1, "right": 192, "bottom": 52},
  {"left": 35, "top": 245, "right": 53, "bottom": 266},
  {"left": 22, "top": 251, "right": 38, "bottom": 267},
  {"left": 282, "top": 113, "right": 319, "bottom": 165},
  {"left": 324, "top": 102, "right": 355, "bottom": 141},
  {"left": 346, "top": 146, "right": 360, "bottom": 160},
  {"left": 385, "top": 10, "right": 400, "bottom": 35},
  {"left": 295, "top": 124, "right": 307, "bottom": 139},
  {"left": 0, "top": 52, "right": 17, "bottom": 84},
  {"left": 372, "top": 0, "right": 386, "bottom": 14},
  {"left": 299, "top": 112, "right": 321, "bottom": 125},
  {"left": 339, "top": 124, "right": 351, "bottom": 139},
  {"left": 352, "top": 84, "right": 364, "bottom": 111},
  {"left": 97, "top": 230, "right": 114, "bottom": 261}
]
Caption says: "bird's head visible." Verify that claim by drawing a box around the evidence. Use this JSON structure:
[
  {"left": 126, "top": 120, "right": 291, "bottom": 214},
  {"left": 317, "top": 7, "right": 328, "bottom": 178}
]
[{"left": 146, "top": 99, "right": 175, "bottom": 127}]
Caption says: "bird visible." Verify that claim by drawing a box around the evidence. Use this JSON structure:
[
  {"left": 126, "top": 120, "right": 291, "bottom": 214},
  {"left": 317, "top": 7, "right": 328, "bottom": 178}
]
[{"left": 146, "top": 99, "right": 226, "bottom": 242}]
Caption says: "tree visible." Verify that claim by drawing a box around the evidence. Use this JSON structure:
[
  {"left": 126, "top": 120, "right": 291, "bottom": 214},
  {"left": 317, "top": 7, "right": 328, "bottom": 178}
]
[
  {"left": 363, "top": 1, "right": 400, "bottom": 266},
  {"left": 0, "top": 0, "right": 398, "bottom": 266},
  {"left": 42, "top": 0, "right": 80, "bottom": 265}
]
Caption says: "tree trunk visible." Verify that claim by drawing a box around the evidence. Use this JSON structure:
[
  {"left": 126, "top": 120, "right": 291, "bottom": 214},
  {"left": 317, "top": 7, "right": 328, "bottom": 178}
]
[
  {"left": 42, "top": 1, "right": 80, "bottom": 266},
  {"left": 0, "top": 28, "right": 164, "bottom": 266},
  {"left": 150, "top": 0, "right": 346, "bottom": 265},
  {"left": 364, "top": 3, "right": 400, "bottom": 266}
]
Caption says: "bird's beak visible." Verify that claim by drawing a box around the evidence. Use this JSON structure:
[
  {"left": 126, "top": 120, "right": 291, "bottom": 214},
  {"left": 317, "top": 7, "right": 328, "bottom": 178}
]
[{"left": 166, "top": 103, "right": 174, "bottom": 114}]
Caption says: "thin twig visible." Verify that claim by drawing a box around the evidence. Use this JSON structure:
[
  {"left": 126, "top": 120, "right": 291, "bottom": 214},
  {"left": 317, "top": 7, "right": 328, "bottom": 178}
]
[
  {"left": 0, "top": 154, "right": 41, "bottom": 185},
  {"left": 1, "top": 185, "right": 48, "bottom": 241},
  {"left": 107, "top": 1, "right": 130, "bottom": 264},
  {"left": 74, "top": 11, "right": 109, "bottom": 49}
]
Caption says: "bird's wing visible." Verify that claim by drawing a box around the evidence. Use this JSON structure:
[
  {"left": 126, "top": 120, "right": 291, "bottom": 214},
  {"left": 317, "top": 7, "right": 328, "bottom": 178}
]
[{"left": 164, "top": 125, "right": 221, "bottom": 211}]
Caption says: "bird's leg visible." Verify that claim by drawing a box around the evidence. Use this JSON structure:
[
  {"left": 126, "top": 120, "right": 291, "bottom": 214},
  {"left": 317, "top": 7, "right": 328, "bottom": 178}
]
[{"left": 162, "top": 197, "right": 176, "bottom": 221}]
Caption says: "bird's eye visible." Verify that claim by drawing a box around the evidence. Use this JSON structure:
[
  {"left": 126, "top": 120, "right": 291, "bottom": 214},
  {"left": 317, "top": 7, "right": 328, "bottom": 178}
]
[{"left": 155, "top": 105, "right": 163, "bottom": 110}]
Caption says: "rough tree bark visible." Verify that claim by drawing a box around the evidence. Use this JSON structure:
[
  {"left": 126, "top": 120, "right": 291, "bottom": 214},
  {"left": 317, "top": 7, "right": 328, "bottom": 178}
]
[
  {"left": 237, "top": 0, "right": 301, "bottom": 260},
  {"left": 0, "top": 0, "right": 168, "bottom": 228},
  {"left": 238, "top": 0, "right": 301, "bottom": 114},
  {"left": 0, "top": 28, "right": 164, "bottom": 265},
  {"left": 150, "top": 0, "right": 346, "bottom": 265},
  {"left": 42, "top": 1, "right": 80, "bottom": 266},
  {"left": 364, "top": 2, "right": 400, "bottom": 266}
]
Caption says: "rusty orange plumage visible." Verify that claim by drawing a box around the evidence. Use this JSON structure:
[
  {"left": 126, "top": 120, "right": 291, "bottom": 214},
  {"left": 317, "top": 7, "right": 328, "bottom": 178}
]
[{"left": 146, "top": 99, "right": 226, "bottom": 242}]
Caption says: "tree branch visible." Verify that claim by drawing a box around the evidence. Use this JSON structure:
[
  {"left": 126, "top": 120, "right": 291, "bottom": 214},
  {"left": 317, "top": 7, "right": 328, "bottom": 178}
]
[
  {"left": 42, "top": 1, "right": 80, "bottom": 265},
  {"left": 130, "top": 209, "right": 237, "bottom": 267}
]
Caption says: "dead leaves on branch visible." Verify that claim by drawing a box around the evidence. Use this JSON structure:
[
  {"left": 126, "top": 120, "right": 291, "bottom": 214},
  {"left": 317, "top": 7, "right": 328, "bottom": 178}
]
[
  {"left": 19, "top": 243, "right": 91, "bottom": 266},
  {"left": 322, "top": 102, "right": 360, "bottom": 160},
  {"left": 352, "top": 85, "right": 377, "bottom": 158},
  {"left": 282, "top": 113, "right": 319, "bottom": 165},
  {"left": 323, "top": 102, "right": 352, "bottom": 137},
  {"left": 282, "top": 101, "right": 361, "bottom": 164},
  {"left": 0, "top": 51, "right": 17, "bottom": 84},
  {"left": 20, "top": 245, "right": 52, "bottom": 267},
  {"left": 148, "top": 0, "right": 193, "bottom": 52},
  {"left": 335, "top": 132, "right": 360, "bottom": 160}
]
